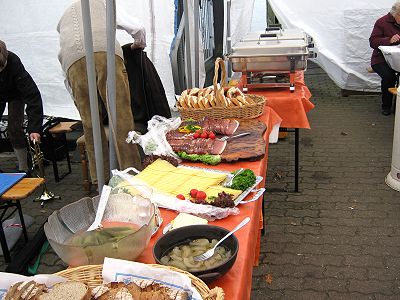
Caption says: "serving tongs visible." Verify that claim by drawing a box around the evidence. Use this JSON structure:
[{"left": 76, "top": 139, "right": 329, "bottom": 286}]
[
  {"left": 218, "top": 132, "right": 250, "bottom": 142},
  {"left": 223, "top": 168, "right": 244, "bottom": 187}
]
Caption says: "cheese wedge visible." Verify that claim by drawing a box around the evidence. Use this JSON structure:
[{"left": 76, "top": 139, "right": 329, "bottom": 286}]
[{"left": 171, "top": 213, "right": 208, "bottom": 230}]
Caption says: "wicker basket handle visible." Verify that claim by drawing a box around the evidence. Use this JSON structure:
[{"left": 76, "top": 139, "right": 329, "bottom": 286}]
[{"left": 213, "top": 58, "right": 227, "bottom": 107}]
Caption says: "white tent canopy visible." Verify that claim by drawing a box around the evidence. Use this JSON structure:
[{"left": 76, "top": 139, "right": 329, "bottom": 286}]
[
  {"left": 268, "top": 0, "right": 395, "bottom": 92},
  {"left": 0, "top": 0, "right": 256, "bottom": 120},
  {"left": 0, "top": 0, "right": 178, "bottom": 120}
]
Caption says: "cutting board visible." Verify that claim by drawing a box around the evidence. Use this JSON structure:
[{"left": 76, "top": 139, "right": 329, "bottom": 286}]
[{"left": 221, "top": 119, "right": 267, "bottom": 162}]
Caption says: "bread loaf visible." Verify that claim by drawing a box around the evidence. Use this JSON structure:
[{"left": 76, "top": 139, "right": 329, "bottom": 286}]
[
  {"left": 92, "top": 281, "right": 188, "bottom": 300},
  {"left": 3, "top": 281, "right": 89, "bottom": 300}
]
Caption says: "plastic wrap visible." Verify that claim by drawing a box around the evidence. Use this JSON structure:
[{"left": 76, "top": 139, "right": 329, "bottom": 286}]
[
  {"left": 126, "top": 115, "right": 181, "bottom": 158},
  {"left": 110, "top": 168, "right": 240, "bottom": 221}
]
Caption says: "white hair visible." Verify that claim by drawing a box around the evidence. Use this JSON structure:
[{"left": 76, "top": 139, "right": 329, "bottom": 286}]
[{"left": 390, "top": 2, "right": 400, "bottom": 16}]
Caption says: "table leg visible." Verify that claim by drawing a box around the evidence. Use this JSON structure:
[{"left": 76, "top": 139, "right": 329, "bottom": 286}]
[
  {"left": 295, "top": 128, "right": 299, "bottom": 192},
  {"left": 0, "top": 223, "right": 11, "bottom": 262},
  {"left": 15, "top": 201, "right": 28, "bottom": 242}
]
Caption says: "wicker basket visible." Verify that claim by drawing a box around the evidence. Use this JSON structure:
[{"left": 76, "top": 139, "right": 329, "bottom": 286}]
[
  {"left": 56, "top": 264, "right": 225, "bottom": 300},
  {"left": 177, "top": 58, "right": 266, "bottom": 120},
  {"left": 178, "top": 94, "right": 265, "bottom": 120}
]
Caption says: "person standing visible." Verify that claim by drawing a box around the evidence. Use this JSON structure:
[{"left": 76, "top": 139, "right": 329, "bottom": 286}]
[
  {"left": 0, "top": 40, "right": 43, "bottom": 173},
  {"left": 57, "top": 0, "right": 144, "bottom": 183},
  {"left": 369, "top": 2, "right": 400, "bottom": 116}
]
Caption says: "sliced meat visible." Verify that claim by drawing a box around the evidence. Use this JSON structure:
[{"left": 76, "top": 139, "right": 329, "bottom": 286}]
[
  {"left": 165, "top": 131, "right": 194, "bottom": 140},
  {"left": 167, "top": 138, "right": 226, "bottom": 155},
  {"left": 225, "top": 119, "right": 240, "bottom": 135},
  {"left": 200, "top": 117, "right": 239, "bottom": 135}
]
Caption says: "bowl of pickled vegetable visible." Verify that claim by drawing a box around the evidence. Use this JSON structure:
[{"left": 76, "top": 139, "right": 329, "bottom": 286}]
[{"left": 153, "top": 224, "right": 238, "bottom": 282}]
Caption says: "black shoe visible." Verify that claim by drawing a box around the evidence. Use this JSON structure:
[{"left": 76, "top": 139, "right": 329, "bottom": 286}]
[{"left": 382, "top": 108, "right": 391, "bottom": 116}]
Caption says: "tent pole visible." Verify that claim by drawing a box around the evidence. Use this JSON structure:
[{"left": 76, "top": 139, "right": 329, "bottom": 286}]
[
  {"left": 183, "top": 0, "right": 192, "bottom": 88},
  {"left": 194, "top": 0, "right": 200, "bottom": 87},
  {"left": 106, "top": 0, "right": 118, "bottom": 172},
  {"left": 226, "top": 0, "right": 232, "bottom": 79},
  {"left": 80, "top": 0, "right": 105, "bottom": 193}
]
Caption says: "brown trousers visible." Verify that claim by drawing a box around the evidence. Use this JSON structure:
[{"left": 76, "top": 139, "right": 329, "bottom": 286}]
[{"left": 67, "top": 53, "right": 141, "bottom": 183}]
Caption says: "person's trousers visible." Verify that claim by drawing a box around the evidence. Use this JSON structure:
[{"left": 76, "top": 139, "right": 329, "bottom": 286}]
[
  {"left": 67, "top": 53, "right": 142, "bottom": 183},
  {"left": 0, "top": 101, "right": 26, "bottom": 149},
  {"left": 372, "top": 62, "right": 398, "bottom": 110}
]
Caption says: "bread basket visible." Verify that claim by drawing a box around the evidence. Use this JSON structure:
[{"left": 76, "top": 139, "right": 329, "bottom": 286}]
[
  {"left": 177, "top": 58, "right": 266, "bottom": 120},
  {"left": 56, "top": 264, "right": 225, "bottom": 300}
]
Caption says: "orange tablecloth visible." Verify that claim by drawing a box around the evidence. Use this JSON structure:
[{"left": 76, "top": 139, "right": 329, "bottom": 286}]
[
  {"left": 245, "top": 71, "right": 314, "bottom": 129},
  {"left": 136, "top": 108, "right": 280, "bottom": 300}
]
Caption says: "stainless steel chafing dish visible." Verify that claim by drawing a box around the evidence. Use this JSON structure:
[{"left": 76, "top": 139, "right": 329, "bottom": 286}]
[{"left": 228, "top": 28, "right": 316, "bottom": 92}]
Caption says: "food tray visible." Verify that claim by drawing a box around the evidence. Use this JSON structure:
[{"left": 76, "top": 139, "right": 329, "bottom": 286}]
[
  {"left": 178, "top": 165, "right": 264, "bottom": 206},
  {"left": 56, "top": 264, "right": 224, "bottom": 300}
]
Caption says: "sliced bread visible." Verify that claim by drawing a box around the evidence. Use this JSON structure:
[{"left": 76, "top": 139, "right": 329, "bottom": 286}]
[{"left": 37, "top": 281, "right": 90, "bottom": 300}]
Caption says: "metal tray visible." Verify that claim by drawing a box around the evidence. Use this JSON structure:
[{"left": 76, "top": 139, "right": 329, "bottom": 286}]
[
  {"left": 241, "top": 29, "right": 309, "bottom": 42},
  {"left": 230, "top": 39, "right": 309, "bottom": 57},
  {"left": 177, "top": 165, "right": 264, "bottom": 206}
]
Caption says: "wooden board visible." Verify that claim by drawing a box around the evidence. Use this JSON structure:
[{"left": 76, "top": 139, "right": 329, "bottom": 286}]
[{"left": 221, "top": 119, "right": 267, "bottom": 162}]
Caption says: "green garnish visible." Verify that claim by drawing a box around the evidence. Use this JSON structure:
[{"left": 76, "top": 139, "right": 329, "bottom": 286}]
[
  {"left": 230, "top": 169, "right": 256, "bottom": 190},
  {"left": 177, "top": 151, "right": 221, "bottom": 165}
]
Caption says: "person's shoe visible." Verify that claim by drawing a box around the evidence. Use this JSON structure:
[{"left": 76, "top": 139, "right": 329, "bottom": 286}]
[{"left": 382, "top": 108, "right": 391, "bottom": 116}]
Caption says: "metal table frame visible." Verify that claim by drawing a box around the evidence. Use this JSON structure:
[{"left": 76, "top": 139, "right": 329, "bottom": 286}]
[{"left": 269, "top": 127, "right": 300, "bottom": 193}]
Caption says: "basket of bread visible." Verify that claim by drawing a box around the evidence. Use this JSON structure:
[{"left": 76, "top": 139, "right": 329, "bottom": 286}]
[
  {"left": 1, "top": 264, "right": 224, "bottom": 300},
  {"left": 176, "top": 58, "right": 266, "bottom": 120},
  {"left": 55, "top": 264, "right": 225, "bottom": 300}
]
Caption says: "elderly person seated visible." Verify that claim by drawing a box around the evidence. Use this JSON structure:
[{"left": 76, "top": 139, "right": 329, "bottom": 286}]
[{"left": 370, "top": 1, "right": 400, "bottom": 116}]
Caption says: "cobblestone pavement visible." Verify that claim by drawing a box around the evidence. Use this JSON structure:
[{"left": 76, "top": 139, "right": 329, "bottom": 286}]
[
  {"left": 1, "top": 62, "right": 399, "bottom": 299},
  {"left": 251, "top": 63, "right": 399, "bottom": 299}
]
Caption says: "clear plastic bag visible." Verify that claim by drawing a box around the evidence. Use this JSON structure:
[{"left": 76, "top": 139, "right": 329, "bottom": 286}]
[
  {"left": 110, "top": 168, "right": 240, "bottom": 221},
  {"left": 126, "top": 115, "right": 181, "bottom": 158}
]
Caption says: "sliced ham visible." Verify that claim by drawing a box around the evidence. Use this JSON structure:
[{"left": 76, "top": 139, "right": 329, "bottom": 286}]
[
  {"left": 200, "top": 118, "right": 239, "bottom": 135},
  {"left": 167, "top": 138, "right": 226, "bottom": 155},
  {"left": 165, "top": 131, "right": 194, "bottom": 140}
]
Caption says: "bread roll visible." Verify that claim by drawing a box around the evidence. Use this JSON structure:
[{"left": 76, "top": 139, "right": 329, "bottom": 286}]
[
  {"left": 178, "top": 96, "right": 189, "bottom": 108},
  {"left": 230, "top": 97, "right": 243, "bottom": 106},
  {"left": 188, "top": 88, "right": 200, "bottom": 96},
  {"left": 236, "top": 95, "right": 249, "bottom": 105}
]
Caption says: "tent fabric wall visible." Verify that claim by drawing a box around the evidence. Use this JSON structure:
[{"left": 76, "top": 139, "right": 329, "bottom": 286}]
[
  {"left": 268, "top": 0, "right": 395, "bottom": 92},
  {"left": 0, "top": 0, "right": 262, "bottom": 120},
  {"left": 0, "top": 0, "right": 175, "bottom": 120}
]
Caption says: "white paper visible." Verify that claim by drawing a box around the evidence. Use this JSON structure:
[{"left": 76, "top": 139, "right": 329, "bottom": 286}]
[
  {"left": 102, "top": 257, "right": 203, "bottom": 300},
  {"left": 269, "top": 122, "right": 281, "bottom": 144},
  {"left": 0, "top": 273, "right": 66, "bottom": 298}
]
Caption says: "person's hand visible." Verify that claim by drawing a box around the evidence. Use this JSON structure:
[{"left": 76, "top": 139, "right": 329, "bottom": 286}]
[
  {"left": 390, "top": 34, "right": 400, "bottom": 44},
  {"left": 130, "top": 42, "right": 145, "bottom": 50},
  {"left": 30, "top": 133, "right": 41, "bottom": 143}
]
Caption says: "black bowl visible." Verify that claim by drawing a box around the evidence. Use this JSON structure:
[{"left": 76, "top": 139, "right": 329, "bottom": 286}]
[{"left": 153, "top": 224, "right": 239, "bottom": 283}]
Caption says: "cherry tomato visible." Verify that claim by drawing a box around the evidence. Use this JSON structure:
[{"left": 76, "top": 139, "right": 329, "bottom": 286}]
[
  {"left": 193, "top": 132, "right": 200, "bottom": 139},
  {"left": 190, "top": 189, "right": 198, "bottom": 198},
  {"left": 200, "top": 132, "right": 208, "bottom": 139},
  {"left": 196, "top": 191, "right": 207, "bottom": 200},
  {"left": 208, "top": 132, "right": 216, "bottom": 139},
  {"left": 176, "top": 194, "right": 185, "bottom": 200}
]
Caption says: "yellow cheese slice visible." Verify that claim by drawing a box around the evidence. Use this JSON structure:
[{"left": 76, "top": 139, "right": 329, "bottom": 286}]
[{"left": 171, "top": 213, "right": 208, "bottom": 230}]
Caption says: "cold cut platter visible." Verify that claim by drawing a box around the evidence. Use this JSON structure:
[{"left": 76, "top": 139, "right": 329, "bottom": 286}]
[{"left": 166, "top": 117, "right": 267, "bottom": 164}]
